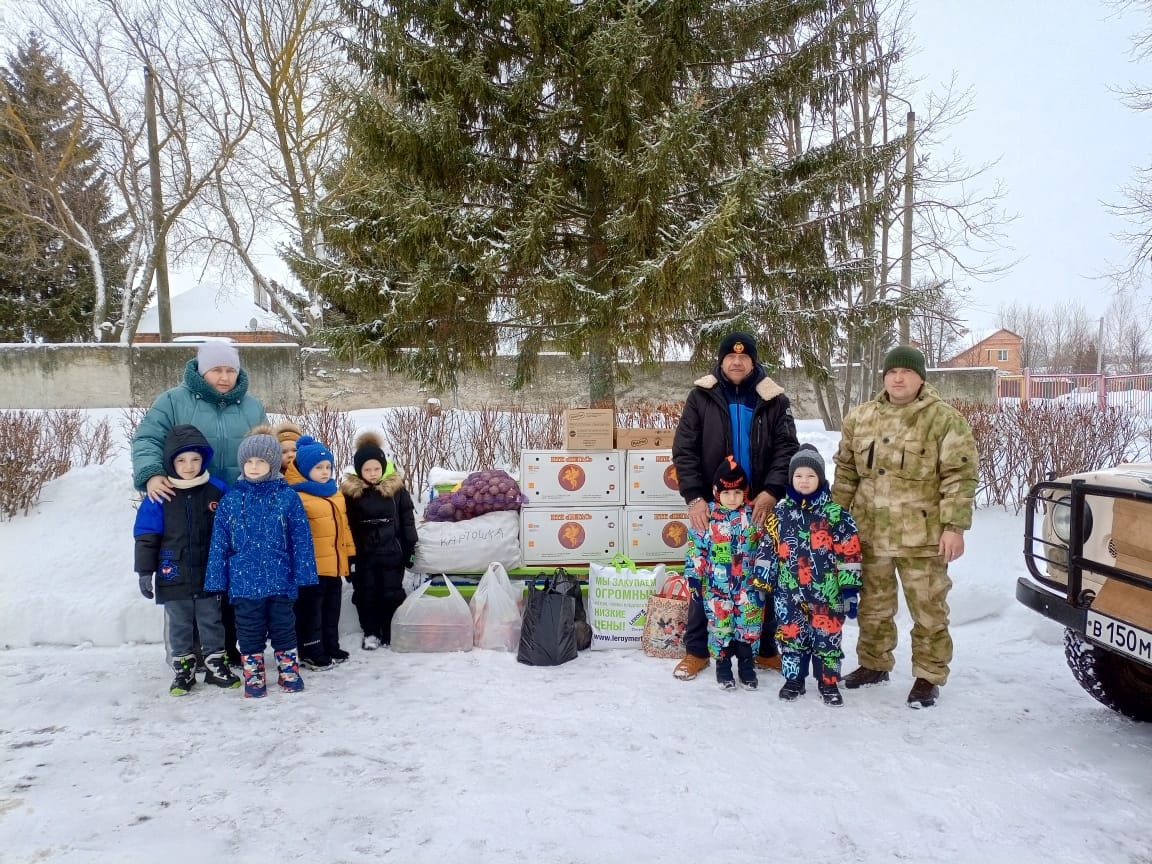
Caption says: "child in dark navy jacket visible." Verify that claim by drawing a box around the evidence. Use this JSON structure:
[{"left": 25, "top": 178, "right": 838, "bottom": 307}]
[
  {"left": 134, "top": 424, "right": 238, "bottom": 695},
  {"left": 753, "top": 444, "right": 863, "bottom": 705},
  {"left": 340, "top": 431, "right": 418, "bottom": 650},
  {"left": 205, "top": 426, "right": 318, "bottom": 698},
  {"left": 683, "top": 456, "right": 765, "bottom": 691}
]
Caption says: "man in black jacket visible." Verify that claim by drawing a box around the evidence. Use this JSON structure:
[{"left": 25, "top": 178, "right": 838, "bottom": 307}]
[{"left": 671, "top": 332, "right": 799, "bottom": 680}]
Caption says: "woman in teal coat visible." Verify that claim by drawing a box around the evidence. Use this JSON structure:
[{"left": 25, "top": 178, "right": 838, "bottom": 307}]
[
  {"left": 132, "top": 341, "right": 268, "bottom": 501},
  {"left": 131, "top": 341, "right": 267, "bottom": 666}
]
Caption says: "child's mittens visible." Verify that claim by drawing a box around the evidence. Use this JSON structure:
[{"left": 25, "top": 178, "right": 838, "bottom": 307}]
[
  {"left": 839, "top": 587, "right": 859, "bottom": 619},
  {"left": 137, "top": 572, "right": 154, "bottom": 599}
]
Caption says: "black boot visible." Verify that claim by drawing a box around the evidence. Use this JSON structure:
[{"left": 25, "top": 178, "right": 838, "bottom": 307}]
[
  {"left": 203, "top": 652, "right": 241, "bottom": 689},
  {"left": 169, "top": 655, "right": 196, "bottom": 696},
  {"left": 734, "top": 641, "right": 757, "bottom": 690},
  {"left": 778, "top": 678, "right": 805, "bottom": 701},
  {"left": 842, "top": 666, "right": 890, "bottom": 689},
  {"left": 715, "top": 654, "right": 736, "bottom": 691},
  {"left": 819, "top": 682, "right": 844, "bottom": 706}
]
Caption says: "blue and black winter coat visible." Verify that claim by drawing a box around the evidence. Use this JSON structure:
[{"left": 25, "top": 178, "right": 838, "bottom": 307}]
[
  {"left": 204, "top": 476, "right": 319, "bottom": 602},
  {"left": 132, "top": 425, "right": 227, "bottom": 603}
]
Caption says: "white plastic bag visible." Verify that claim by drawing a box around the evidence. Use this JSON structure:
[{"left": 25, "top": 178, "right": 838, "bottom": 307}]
[
  {"left": 587, "top": 554, "right": 663, "bottom": 649},
  {"left": 390, "top": 576, "right": 474, "bottom": 653},
  {"left": 412, "top": 511, "right": 523, "bottom": 573},
  {"left": 470, "top": 562, "right": 524, "bottom": 651}
]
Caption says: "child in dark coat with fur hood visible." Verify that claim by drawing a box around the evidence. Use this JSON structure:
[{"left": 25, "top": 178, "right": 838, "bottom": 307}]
[{"left": 341, "top": 432, "right": 419, "bottom": 650}]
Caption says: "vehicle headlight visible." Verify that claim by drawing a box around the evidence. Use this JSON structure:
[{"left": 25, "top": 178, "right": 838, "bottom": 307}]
[
  {"left": 1050, "top": 495, "right": 1093, "bottom": 544},
  {"left": 1051, "top": 497, "right": 1072, "bottom": 542}
]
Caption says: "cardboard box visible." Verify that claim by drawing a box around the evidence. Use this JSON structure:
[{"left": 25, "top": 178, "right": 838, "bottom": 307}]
[
  {"left": 623, "top": 506, "right": 692, "bottom": 562},
  {"left": 615, "top": 427, "right": 675, "bottom": 450},
  {"left": 624, "top": 449, "right": 682, "bottom": 505},
  {"left": 520, "top": 450, "right": 623, "bottom": 505},
  {"left": 563, "top": 408, "right": 615, "bottom": 450},
  {"left": 521, "top": 506, "right": 623, "bottom": 565}
]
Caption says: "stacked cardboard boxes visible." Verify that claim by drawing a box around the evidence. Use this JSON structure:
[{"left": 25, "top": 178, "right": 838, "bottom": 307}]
[{"left": 518, "top": 411, "right": 688, "bottom": 565}]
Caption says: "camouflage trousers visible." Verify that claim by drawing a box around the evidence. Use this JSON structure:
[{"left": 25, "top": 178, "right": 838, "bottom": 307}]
[{"left": 855, "top": 551, "right": 953, "bottom": 686}]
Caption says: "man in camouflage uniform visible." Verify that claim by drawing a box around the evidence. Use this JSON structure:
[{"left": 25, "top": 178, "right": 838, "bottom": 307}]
[{"left": 831, "top": 345, "right": 977, "bottom": 708}]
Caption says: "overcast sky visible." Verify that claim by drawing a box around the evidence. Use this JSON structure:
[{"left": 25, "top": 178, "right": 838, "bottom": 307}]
[{"left": 906, "top": 0, "right": 1152, "bottom": 329}]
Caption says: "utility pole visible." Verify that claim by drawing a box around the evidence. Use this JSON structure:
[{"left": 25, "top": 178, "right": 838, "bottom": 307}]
[
  {"left": 145, "top": 64, "right": 172, "bottom": 342},
  {"left": 1097, "top": 316, "right": 1105, "bottom": 374},
  {"left": 898, "top": 110, "right": 915, "bottom": 345}
]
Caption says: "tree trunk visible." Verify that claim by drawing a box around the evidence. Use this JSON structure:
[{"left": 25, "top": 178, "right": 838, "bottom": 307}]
[{"left": 588, "top": 342, "right": 616, "bottom": 409}]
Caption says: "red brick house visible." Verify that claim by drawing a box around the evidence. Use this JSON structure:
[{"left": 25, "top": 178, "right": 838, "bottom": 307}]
[{"left": 941, "top": 328, "right": 1024, "bottom": 374}]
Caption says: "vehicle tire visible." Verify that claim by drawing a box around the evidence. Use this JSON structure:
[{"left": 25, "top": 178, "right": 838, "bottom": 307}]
[{"left": 1063, "top": 628, "right": 1152, "bottom": 721}]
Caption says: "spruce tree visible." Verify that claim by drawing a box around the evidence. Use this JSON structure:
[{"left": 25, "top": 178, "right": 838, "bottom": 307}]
[
  {"left": 299, "top": 1, "right": 897, "bottom": 401},
  {"left": 0, "top": 35, "right": 124, "bottom": 342}
]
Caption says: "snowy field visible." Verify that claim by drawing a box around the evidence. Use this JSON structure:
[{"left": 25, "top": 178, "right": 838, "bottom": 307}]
[{"left": 2, "top": 416, "right": 1152, "bottom": 864}]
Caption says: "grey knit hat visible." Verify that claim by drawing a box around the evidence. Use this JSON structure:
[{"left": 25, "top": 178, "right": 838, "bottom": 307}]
[
  {"left": 196, "top": 340, "right": 241, "bottom": 375},
  {"left": 237, "top": 432, "right": 281, "bottom": 482},
  {"left": 788, "top": 443, "right": 826, "bottom": 486}
]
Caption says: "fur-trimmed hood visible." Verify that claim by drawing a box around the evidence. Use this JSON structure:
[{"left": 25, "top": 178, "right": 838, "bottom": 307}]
[
  {"left": 340, "top": 467, "right": 406, "bottom": 499},
  {"left": 693, "top": 372, "right": 786, "bottom": 402}
]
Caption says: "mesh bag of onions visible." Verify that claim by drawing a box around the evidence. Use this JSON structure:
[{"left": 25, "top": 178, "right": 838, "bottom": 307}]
[{"left": 423, "top": 469, "right": 527, "bottom": 522}]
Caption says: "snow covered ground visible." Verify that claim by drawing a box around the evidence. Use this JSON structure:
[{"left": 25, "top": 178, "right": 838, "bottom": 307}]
[{"left": 2, "top": 417, "right": 1151, "bottom": 864}]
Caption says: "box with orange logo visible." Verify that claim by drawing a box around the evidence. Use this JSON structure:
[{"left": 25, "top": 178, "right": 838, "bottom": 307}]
[
  {"left": 623, "top": 506, "right": 692, "bottom": 563},
  {"left": 519, "top": 450, "right": 623, "bottom": 505},
  {"left": 624, "top": 449, "right": 683, "bottom": 505},
  {"left": 520, "top": 507, "right": 623, "bottom": 565}
]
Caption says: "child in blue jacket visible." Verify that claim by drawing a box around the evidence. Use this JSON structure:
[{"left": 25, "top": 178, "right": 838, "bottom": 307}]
[
  {"left": 205, "top": 426, "right": 318, "bottom": 698},
  {"left": 134, "top": 424, "right": 236, "bottom": 695},
  {"left": 754, "top": 444, "right": 862, "bottom": 705},
  {"left": 683, "top": 456, "right": 765, "bottom": 690}
]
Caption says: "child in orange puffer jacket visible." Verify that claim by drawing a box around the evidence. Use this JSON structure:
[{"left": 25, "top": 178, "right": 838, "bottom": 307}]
[{"left": 286, "top": 435, "right": 356, "bottom": 667}]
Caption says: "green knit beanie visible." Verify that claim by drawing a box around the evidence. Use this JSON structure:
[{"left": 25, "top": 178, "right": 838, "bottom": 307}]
[{"left": 882, "top": 345, "right": 927, "bottom": 380}]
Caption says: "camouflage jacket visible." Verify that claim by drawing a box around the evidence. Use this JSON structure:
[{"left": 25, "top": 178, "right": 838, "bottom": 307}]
[{"left": 831, "top": 383, "right": 977, "bottom": 557}]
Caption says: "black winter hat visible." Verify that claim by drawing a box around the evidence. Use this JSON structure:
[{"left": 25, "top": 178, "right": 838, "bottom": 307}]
[
  {"left": 353, "top": 430, "right": 388, "bottom": 477},
  {"left": 712, "top": 455, "right": 749, "bottom": 493},
  {"left": 164, "top": 424, "right": 213, "bottom": 477},
  {"left": 788, "top": 443, "right": 826, "bottom": 486},
  {"left": 718, "top": 331, "right": 758, "bottom": 366}
]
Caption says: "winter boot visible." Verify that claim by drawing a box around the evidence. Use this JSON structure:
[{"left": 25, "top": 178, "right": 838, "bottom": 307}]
[
  {"left": 734, "top": 642, "right": 758, "bottom": 690},
  {"left": 169, "top": 655, "right": 196, "bottom": 696},
  {"left": 203, "top": 652, "right": 241, "bottom": 689},
  {"left": 755, "top": 654, "right": 782, "bottom": 673},
  {"left": 778, "top": 678, "right": 806, "bottom": 701},
  {"left": 362, "top": 634, "right": 382, "bottom": 651},
  {"left": 842, "top": 666, "right": 890, "bottom": 689},
  {"left": 276, "top": 649, "right": 305, "bottom": 693},
  {"left": 819, "top": 682, "right": 844, "bottom": 707},
  {"left": 301, "top": 652, "right": 334, "bottom": 671},
  {"left": 242, "top": 653, "right": 267, "bottom": 699},
  {"left": 673, "top": 654, "right": 710, "bottom": 681},
  {"left": 330, "top": 647, "right": 350, "bottom": 663},
  {"left": 907, "top": 678, "right": 940, "bottom": 709},
  {"left": 715, "top": 655, "right": 736, "bottom": 691}
]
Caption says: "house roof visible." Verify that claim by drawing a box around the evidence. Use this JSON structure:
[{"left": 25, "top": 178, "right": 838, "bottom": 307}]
[{"left": 137, "top": 282, "right": 285, "bottom": 335}]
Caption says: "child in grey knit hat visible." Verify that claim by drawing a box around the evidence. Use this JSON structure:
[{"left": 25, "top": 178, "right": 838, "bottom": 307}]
[{"left": 205, "top": 425, "right": 318, "bottom": 698}]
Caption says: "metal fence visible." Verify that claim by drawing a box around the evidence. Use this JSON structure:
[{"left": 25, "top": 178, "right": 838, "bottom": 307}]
[{"left": 997, "top": 371, "right": 1152, "bottom": 416}]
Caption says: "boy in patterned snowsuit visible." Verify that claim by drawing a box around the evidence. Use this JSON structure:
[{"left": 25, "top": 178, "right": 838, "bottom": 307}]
[
  {"left": 683, "top": 456, "right": 765, "bottom": 690},
  {"left": 754, "top": 444, "right": 862, "bottom": 705}
]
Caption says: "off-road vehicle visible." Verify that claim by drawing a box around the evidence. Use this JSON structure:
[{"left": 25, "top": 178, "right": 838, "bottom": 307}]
[{"left": 1020, "top": 465, "right": 1152, "bottom": 720}]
